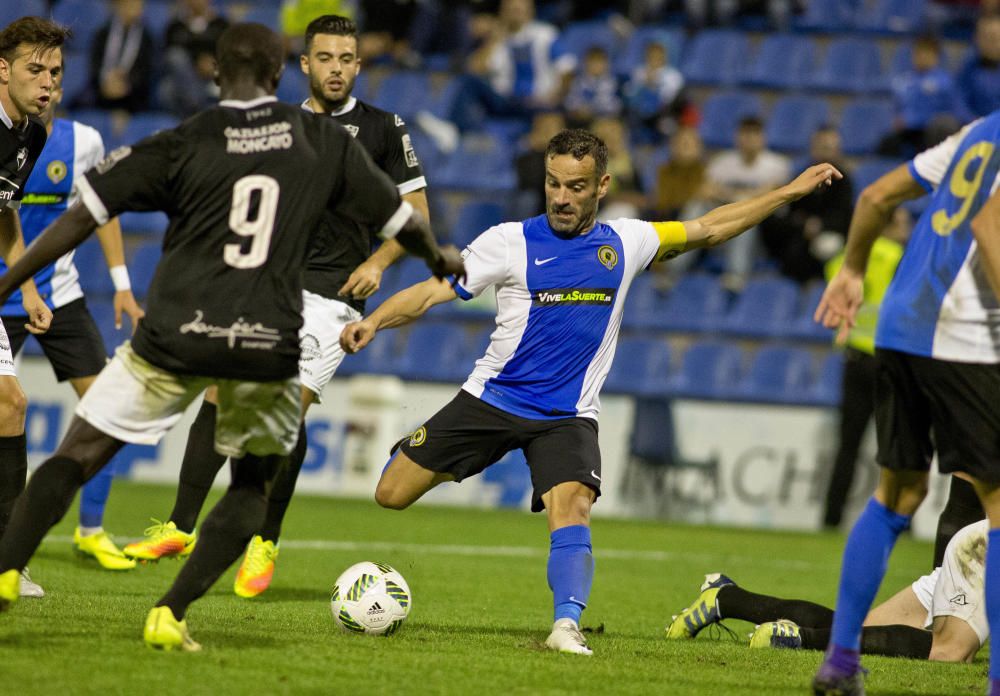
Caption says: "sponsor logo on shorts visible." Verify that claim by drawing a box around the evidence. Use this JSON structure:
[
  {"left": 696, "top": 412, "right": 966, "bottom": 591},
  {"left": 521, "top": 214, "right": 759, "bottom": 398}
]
[
  {"left": 597, "top": 245, "right": 618, "bottom": 270},
  {"left": 179, "top": 309, "right": 280, "bottom": 350},
  {"left": 532, "top": 288, "right": 616, "bottom": 306},
  {"left": 950, "top": 593, "right": 968, "bottom": 606},
  {"left": 409, "top": 426, "right": 427, "bottom": 447},
  {"left": 300, "top": 334, "right": 321, "bottom": 361}
]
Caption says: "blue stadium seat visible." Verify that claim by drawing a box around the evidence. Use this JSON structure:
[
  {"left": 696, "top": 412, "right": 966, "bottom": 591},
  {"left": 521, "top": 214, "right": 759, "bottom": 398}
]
[
  {"left": 276, "top": 60, "right": 308, "bottom": 104},
  {"left": 433, "top": 136, "right": 516, "bottom": 191},
  {"left": 425, "top": 75, "right": 462, "bottom": 119},
  {"left": 372, "top": 71, "right": 434, "bottom": 121},
  {"left": 668, "top": 340, "right": 743, "bottom": 400},
  {"left": 718, "top": 276, "right": 800, "bottom": 338},
  {"left": 144, "top": 0, "right": 175, "bottom": 40},
  {"left": 839, "top": 99, "right": 895, "bottom": 155},
  {"left": 811, "top": 351, "right": 846, "bottom": 407},
  {"left": 337, "top": 326, "right": 401, "bottom": 376},
  {"left": 621, "top": 273, "right": 662, "bottom": 331},
  {"left": 52, "top": 0, "right": 110, "bottom": 53},
  {"left": 73, "top": 240, "right": 116, "bottom": 297},
  {"left": 766, "top": 95, "right": 830, "bottom": 153},
  {"left": 129, "top": 242, "right": 162, "bottom": 299},
  {"left": 850, "top": 158, "right": 902, "bottom": 199},
  {"left": 86, "top": 299, "right": 130, "bottom": 353},
  {"left": 794, "top": 0, "right": 858, "bottom": 32},
  {"left": 681, "top": 30, "right": 751, "bottom": 86},
  {"left": 856, "top": 0, "right": 928, "bottom": 34},
  {"left": 657, "top": 272, "right": 730, "bottom": 333},
  {"left": 118, "top": 211, "right": 168, "bottom": 237},
  {"left": 604, "top": 337, "right": 672, "bottom": 397},
  {"left": 229, "top": 2, "right": 281, "bottom": 26},
  {"left": 698, "top": 91, "right": 762, "bottom": 148},
  {"left": 450, "top": 201, "right": 506, "bottom": 248},
  {"left": 395, "top": 323, "right": 470, "bottom": 382},
  {"left": 614, "top": 27, "right": 686, "bottom": 76},
  {"left": 787, "top": 283, "right": 836, "bottom": 342},
  {"left": 110, "top": 112, "right": 179, "bottom": 150},
  {"left": 61, "top": 51, "right": 91, "bottom": 107},
  {"left": 0, "top": 0, "right": 47, "bottom": 28},
  {"left": 734, "top": 345, "right": 814, "bottom": 404},
  {"left": 69, "top": 110, "right": 115, "bottom": 147},
  {"left": 743, "top": 34, "right": 816, "bottom": 90},
  {"left": 810, "top": 38, "right": 883, "bottom": 93},
  {"left": 553, "top": 21, "right": 621, "bottom": 63}
]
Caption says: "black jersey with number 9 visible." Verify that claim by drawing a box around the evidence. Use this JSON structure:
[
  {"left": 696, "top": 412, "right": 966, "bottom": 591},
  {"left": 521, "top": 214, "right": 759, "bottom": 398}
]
[{"left": 76, "top": 96, "right": 405, "bottom": 381}]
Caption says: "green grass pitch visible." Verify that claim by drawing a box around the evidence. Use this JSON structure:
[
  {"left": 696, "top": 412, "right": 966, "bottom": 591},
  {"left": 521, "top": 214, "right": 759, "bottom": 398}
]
[{"left": 0, "top": 482, "right": 987, "bottom": 695}]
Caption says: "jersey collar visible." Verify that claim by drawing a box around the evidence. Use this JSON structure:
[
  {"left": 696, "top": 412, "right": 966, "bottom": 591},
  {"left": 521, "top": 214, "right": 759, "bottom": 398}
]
[
  {"left": 218, "top": 95, "right": 278, "bottom": 109},
  {"left": 300, "top": 97, "right": 357, "bottom": 116},
  {"left": 0, "top": 99, "right": 17, "bottom": 130}
]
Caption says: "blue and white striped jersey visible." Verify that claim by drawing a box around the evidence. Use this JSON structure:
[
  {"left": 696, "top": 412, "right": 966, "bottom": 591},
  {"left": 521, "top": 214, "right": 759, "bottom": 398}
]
[
  {"left": 2, "top": 118, "right": 105, "bottom": 314},
  {"left": 877, "top": 111, "right": 1000, "bottom": 363},
  {"left": 455, "top": 214, "right": 684, "bottom": 420}
]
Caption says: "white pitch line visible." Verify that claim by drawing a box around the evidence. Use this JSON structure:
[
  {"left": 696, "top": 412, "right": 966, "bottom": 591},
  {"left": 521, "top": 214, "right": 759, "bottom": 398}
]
[{"left": 45, "top": 535, "right": 821, "bottom": 570}]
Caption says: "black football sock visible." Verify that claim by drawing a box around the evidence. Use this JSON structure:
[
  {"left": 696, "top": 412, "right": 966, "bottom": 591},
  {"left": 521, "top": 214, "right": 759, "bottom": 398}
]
[
  {"left": 799, "top": 624, "right": 932, "bottom": 659},
  {"left": 933, "top": 476, "right": 984, "bottom": 568},
  {"left": 259, "top": 424, "right": 307, "bottom": 544},
  {"left": 0, "top": 433, "right": 27, "bottom": 538},
  {"left": 157, "top": 453, "right": 279, "bottom": 619},
  {"left": 0, "top": 456, "right": 84, "bottom": 573},
  {"left": 716, "top": 585, "right": 834, "bottom": 627},
  {"left": 169, "top": 400, "right": 227, "bottom": 533}
]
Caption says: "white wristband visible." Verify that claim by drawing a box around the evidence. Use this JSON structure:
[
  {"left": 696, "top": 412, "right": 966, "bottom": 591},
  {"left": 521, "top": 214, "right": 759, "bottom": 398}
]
[{"left": 109, "top": 265, "right": 131, "bottom": 292}]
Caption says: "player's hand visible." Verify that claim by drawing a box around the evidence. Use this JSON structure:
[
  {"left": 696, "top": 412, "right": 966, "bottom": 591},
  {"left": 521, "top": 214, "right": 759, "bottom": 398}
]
[
  {"left": 428, "top": 245, "right": 466, "bottom": 284},
  {"left": 114, "top": 290, "right": 145, "bottom": 334},
  {"left": 339, "top": 260, "right": 383, "bottom": 300},
  {"left": 784, "top": 163, "right": 843, "bottom": 200},
  {"left": 340, "top": 320, "right": 376, "bottom": 354},
  {"left": 21, "top": 293, "right": 52, "bottom": 335},
  {"left": 814, "top": 267, "right": 864, "bottom": 345}
]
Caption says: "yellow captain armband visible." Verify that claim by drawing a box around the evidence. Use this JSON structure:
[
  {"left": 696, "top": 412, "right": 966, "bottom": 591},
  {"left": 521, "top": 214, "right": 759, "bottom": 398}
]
[{"left": 651, "top": 221, "right": 687, "bottom": 261}]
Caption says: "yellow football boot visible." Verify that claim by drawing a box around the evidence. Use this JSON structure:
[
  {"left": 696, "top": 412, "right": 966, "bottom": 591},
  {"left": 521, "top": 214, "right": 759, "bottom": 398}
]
[
  {"left": 123, "top": 520, "right": 196, "bottom": 561},
  {"left": 74, "top": 528, "right": 137, "bottom": 570},
  {"left": 0, "top": 568, "right": 19, "bottom": 611},
  {"left": 233, "top": 535, "right": 278, "bottom": 598},
  {"left": 143, "top": 606, "right": 202, "bottom": 652}
]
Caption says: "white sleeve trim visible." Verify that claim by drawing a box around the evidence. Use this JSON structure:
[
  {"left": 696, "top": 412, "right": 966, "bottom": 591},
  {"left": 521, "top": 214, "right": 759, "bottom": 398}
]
[
  {"left": 397, "top": 176, "right": 427, "bottom": 195},
  {"left": 74, "top": 175, "right": 110, "bottom": 225},
  {"left": 379, "top": 200, "right": 413, "bottom": 240}
]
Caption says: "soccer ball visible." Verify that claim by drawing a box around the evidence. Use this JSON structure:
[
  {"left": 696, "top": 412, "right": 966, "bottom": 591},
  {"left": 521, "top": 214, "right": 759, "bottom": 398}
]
[{"left": 330, "top": 561, "right": 411, "bottom": 636}]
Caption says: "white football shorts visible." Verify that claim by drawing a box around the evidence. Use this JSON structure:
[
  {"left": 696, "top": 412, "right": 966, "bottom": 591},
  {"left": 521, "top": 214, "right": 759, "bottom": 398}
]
[
  {"left": 298, "top": 290, "right": 362, "bottom": 400},
  {"left": 77, "top": 342, "right": 302, "bottom": 458},
  {"left": 911, "top": 519, "right": 989, "bottom": 646},
  {"left": 0, "top": 318, "right": 14, "bottom": 377}
]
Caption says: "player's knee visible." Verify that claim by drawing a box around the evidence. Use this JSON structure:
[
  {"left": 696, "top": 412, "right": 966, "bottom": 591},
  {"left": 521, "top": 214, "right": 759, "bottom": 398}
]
[
  {"left": 928, "top": 641, "right": 975, "bottom": 663},
  {"left": 0, "top": 379, "right": 27, "bottom": 422},
  {"left": 374, "top": 480, "right": 411, "bottom": 510}
]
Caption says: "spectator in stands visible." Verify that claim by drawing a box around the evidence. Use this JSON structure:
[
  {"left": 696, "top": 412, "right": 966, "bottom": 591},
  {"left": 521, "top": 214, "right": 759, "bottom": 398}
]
[
  {"left": 684, "top": 0, "right": 797, "bottom": 29},
  {"left": 415, "top": 0, "right": 575, "bottom": 148},
  {"left": 652, "top": 126, "right": 708, "bottom": 220},
  {"left": 956, "top": 13, "right": 1000, "bottom": 119},
  {"left": 514, "top": 111, "right": 566, "bottom": 217},
  {"left": 563, "top": 46, "right": 623, "bottom": 126},
  {"left": 878, "top": 35, "right": 964, "bottom": 158},
  {"left": 591, "top": 118, "right": 645, "bottom": 219},
  {"left": 703, "top": 116, "right": 790, "bottom": 289},
  {"left": 158, "top": 0, "right": 228, "bottom": 117},
  {"left": 87, "top": 0, "right": 155, "bottom": 113},
  {"left": 358, "top": 0, "right": 420, "bottom": 67},
  {"left": 623, "top": 40, "right": 688, "bottom": 142},
  {"left": 759, "top": 127, "right": 853, "bottom": 284}
]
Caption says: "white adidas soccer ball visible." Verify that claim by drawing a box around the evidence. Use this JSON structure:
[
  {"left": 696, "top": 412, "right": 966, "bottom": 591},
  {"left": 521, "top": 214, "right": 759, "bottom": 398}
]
[{"left": 330, "top": 561, "right": 411, "bottom": 635}]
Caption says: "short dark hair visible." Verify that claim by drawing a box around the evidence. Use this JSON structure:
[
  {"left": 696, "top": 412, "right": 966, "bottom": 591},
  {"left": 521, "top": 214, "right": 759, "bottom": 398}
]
[
  {"left": 738, "top": 115, "right": 764, "bottom": 131},
  {"left": 913, "top": 34, "right": 941, "bottom": 55},
  {"left": 0, "top": 16, "right": 71, "bottom": 64},
  {"left": 545, "top": 129, "right": 608, "bottom": 178},
  {"left": 305, "top": 15, "right": 357, "bottom": 51},
  {"left": 216, "top": 23, "right": 284, "bottom": 88}
]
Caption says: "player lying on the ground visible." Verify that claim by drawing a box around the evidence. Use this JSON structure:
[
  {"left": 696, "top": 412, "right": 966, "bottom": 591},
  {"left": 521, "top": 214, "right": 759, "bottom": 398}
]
[
  {"left": 0, "top": 22, "right": 463, "bottom": 652},
  {"left": 122, "top": 14, "right": 433, "bottom": 600},
  {"left": 666, "top": 519, "right": 988, "bottom": 663},
  {"left": 341, "top": 127, "right": 841, "bottom": 656}
]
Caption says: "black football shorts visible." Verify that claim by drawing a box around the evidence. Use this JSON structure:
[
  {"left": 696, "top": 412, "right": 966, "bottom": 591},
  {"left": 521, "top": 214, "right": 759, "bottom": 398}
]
[
  {"left": 397, "top": 390, "right": 602, "bottom": 512},
  {"left": 3, "top": 297, "right": 108, "bottom": 381}
]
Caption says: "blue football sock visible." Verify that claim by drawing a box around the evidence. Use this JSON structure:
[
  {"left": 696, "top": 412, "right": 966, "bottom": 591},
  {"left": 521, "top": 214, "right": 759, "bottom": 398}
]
[
  {"left": 986, "top": 529, "right": 1000, "bottom": 685},
  {"left": 79, "top": 464, "right": 113, "bottom": 529},
  {"left": 547, "top": 525, "right": 594, "bottom": 624},
  {"left": 829, "top": 498, "right": 910, "bottom": 657}
]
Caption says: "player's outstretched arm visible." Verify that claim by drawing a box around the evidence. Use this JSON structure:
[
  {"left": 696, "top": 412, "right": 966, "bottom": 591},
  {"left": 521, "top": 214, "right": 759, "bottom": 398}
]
[
  {"left": 814, "top": 164, "right": 926, "bottom": 343},
  {"left": 680, "top": 163, "right": 843, "bottom": 251},
  {"left": 340, "top": 277, "right": 457, "bottom": 354},
  {"left": 0, "top": 208, "right": 52, "bottom": 335},
  {"left": 0, "top": 202, "right": 98, "bottom": 305},
  {"left": 972, "top": 188, "right": 1000, "bottom": 300},
  {"left": 95, "top": 216, "right": 145, "bottom": 332}
]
